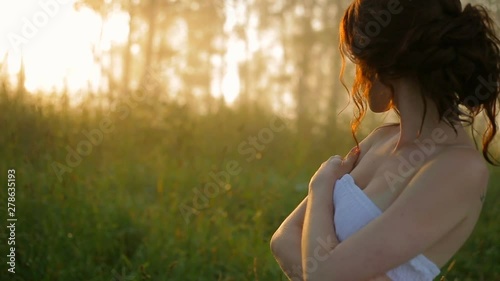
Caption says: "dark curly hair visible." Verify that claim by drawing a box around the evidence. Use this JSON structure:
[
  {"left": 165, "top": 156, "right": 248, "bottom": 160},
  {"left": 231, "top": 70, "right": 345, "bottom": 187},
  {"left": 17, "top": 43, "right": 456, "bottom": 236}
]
[{"left": 339, "top": 0, "right": 500, "bottom": 165}]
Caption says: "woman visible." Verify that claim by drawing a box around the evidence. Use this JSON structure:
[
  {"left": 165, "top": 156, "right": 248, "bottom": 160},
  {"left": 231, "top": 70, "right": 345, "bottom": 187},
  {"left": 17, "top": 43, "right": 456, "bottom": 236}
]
[{"left": 270, "top": 0, "right": 499, "bottom": 280}]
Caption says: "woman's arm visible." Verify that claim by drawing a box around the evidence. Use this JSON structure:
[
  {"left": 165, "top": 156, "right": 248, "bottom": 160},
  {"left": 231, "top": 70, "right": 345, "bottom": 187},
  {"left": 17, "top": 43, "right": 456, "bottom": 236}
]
[
  {"left": 271, "top": 150, "right": 359, "bottom": 280},
  {"left": 271, "top": 127, "right": 384, "bottom": 280},
  {"left": 301, "top": 148, "right": 488, "bottom": 281},
  {"left": 301, "top": 153, "right": 357, "bottom": 281},
  {"left": 270, "top": 196, "right": 308, "bottom": 280}
]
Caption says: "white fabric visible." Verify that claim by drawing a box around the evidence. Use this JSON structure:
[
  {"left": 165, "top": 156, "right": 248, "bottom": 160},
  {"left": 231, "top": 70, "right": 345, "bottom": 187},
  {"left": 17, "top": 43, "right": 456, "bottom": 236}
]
[{"left": 333, "top": 174, "right": 441, "bottom": 281}]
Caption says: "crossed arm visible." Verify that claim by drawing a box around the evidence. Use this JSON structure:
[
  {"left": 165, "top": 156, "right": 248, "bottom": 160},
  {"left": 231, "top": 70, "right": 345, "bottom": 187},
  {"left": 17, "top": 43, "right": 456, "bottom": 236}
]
[
  {"left": 270, "top": 196, "right": 308, "bottom": 280},
  {"left": 270, "top": 149, "right": 487, "bottom": 281}
]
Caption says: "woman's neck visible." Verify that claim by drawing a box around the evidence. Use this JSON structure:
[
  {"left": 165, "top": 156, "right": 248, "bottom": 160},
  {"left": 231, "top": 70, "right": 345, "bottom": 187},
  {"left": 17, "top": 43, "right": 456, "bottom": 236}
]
[{"left": 390, "top": 78, "right": 468, "bottom": 152}]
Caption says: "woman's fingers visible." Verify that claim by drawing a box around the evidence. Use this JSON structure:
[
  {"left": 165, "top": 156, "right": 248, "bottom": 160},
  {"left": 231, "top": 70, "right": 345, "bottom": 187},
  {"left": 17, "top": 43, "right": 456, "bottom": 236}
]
[
  {"left": 322, "top": 148, "right": 359, "bottom": 175},
  {"left": 342, "top": 146, "right": 360, "bottom": 171},
  {"left": 327, "top": 155, "right": 343, "bottom": 165},
  {"left": 309, "top": 148, "right": 361, "bottom": 192}
]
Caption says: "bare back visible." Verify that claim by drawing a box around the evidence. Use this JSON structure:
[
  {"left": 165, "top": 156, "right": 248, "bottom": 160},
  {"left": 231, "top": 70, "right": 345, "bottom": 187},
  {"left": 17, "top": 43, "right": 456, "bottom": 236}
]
[{"left": 349, "top": 124, "right": 487, "bottom": 268}]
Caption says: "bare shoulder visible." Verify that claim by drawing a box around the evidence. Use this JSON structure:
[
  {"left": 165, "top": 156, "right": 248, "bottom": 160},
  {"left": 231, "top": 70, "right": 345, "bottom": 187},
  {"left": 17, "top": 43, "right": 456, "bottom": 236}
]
[
  {"left": 420, "top": 146, "right": 490, "bottom": 204},
  {"left": 349, "top": 123, "right": 399, "bottom": 167},
  {"left": 359, "top": 123, "right": 400, "bottom": 150},
  {"left": 439, "top": 146, "right": 488, "bottom": 183}
]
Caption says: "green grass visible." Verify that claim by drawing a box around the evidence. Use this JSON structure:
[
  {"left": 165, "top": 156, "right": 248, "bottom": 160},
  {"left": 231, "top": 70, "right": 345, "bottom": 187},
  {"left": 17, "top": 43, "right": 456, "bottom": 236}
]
[{"left": 0, "top": 88, "right": 498, "bottom": 280}]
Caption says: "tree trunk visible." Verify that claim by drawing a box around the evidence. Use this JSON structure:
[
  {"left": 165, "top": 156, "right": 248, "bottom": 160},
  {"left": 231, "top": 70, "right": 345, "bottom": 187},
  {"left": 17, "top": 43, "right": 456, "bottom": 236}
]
[
  {"left": 296, "top": 3, "right": 313, "bottom": 137},
  {"left": 142, "top": 0, "right": 157, "bottom": 88},
  {"left": 121, "top": 1, "right": 134, "bottom": 95}
]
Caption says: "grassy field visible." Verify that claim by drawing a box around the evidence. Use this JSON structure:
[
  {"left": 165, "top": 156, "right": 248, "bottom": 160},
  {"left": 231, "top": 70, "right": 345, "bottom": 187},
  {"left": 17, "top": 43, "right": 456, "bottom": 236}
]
[{"left": 0, "top": 88, "right": 498, "bottom": 281}]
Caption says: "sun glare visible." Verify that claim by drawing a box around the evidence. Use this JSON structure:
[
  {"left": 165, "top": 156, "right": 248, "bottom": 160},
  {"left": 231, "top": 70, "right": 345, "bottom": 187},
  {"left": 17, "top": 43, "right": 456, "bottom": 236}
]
[
  {"left": 0, "top": 0, "right": 250, "bottom": 105},
  {"left": 0, "top": 0, "right": 129, "bottom": 94},
  {"left": 221, "top": 63, "right": 240, "bottom": 104}
]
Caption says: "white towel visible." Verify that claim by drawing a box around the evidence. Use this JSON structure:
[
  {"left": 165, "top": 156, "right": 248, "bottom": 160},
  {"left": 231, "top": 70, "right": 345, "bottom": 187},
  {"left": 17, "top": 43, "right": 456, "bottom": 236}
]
[{"left": 333, "top": 174, "right": 440, "bottom": 281}]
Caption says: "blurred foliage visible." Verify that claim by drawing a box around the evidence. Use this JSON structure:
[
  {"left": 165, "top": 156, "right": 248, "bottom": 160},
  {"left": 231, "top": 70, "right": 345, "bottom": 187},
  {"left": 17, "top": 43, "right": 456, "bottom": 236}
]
[{"left": 0, "top": 82, "right": 498, "bottom": 280}]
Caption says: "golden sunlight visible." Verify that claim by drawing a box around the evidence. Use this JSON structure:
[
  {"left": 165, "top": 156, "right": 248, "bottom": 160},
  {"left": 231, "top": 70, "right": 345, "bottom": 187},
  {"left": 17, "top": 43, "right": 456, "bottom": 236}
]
[
  {"left": 0, "top": 1, "right": 103, "bottom": 92},
  {"left": 0, "top": 0, "right": 245, "bottom": 104}
]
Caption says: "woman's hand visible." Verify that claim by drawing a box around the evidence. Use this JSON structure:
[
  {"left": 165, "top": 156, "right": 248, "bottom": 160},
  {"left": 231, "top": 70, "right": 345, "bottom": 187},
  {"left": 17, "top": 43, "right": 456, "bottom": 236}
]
[
  {"left": 308, "top": 147, "right": 360, "bottom": 193},
  {"left": 301, "top": 147, "right": 360, "bottom": 280}
]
